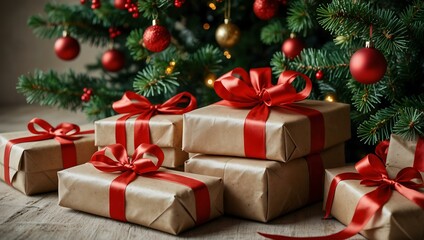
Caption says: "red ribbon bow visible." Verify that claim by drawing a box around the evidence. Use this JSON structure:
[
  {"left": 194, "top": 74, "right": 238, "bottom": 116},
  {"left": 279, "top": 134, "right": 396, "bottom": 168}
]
[
  {"left": 259, "top": 152, "right": 424, "bottom": 240},
  {"left": 3, "top": 118, "right": 94, "bottom": 184},
  {"left": 214, "top": 67, "right": 316, "bottom": 159},
  {"left": 90, "top": 143, "right": 211, "bottom": 224},
  {"left": 112, "top": 91, "right": 197, "bottom": 149}
]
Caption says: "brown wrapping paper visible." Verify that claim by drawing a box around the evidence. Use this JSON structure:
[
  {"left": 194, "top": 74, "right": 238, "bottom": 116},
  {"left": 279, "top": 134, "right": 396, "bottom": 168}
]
[
  {"left": 0, "top": 130, "right": 96, "bottom": 195},
  {"left": 323, "top": 166, "right": 424, "bottom": 240},
  {"left": 58, "top": 163, "right": 223, "bottom": 235},
  {"left": 185, "top": 144, "right": 345, "bottom": 222},
  {"left": 95, "top": 114, "right": 183, "bottom": 155},
  {"left": 386, "top": 134, "right": 424, "bottom": 177},
  {"left": 182, "top": 100, "right": 350, "bottom": 162},
  {"left": 98, "top": 146, "right": 188, "bottom": 169}
]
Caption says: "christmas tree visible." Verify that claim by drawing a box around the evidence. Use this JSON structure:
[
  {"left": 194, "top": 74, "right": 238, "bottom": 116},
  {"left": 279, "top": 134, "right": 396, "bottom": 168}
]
[{"left": 17, "top": 0, "right": 424, "bottom": 157}]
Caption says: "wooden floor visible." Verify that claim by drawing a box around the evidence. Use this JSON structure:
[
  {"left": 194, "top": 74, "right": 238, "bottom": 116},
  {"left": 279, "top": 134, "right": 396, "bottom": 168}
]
[{"left": 0, "top": 104, "right": 364, "bottom": 240}]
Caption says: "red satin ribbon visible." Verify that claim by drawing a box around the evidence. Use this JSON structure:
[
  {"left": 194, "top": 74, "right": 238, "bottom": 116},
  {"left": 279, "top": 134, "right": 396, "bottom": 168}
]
[
  {"left": 3, "top": 118, "right": 94, "bottom": 185},
  {"left": 414, "top": 137, "right": 424, "bottom": 172},
  {"left": 90, "top": 143, "right": 210, "bottom": 224},
  {"left": 214, "top": 67, "right": 314, "bottom": 159},
  {"left": 259, "top": 152, "right": 424, "bottom": 240},
  {"left": 305, "top": 153, "right": 325, "bottom": 203},
  {"left": 112, "top": 91, "right": 197, "bottom": 149}
]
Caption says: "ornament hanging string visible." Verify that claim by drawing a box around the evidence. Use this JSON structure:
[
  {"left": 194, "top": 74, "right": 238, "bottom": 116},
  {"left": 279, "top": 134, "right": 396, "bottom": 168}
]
[{"left": 224, "top": 0, "right": 231, "bottom": 20}]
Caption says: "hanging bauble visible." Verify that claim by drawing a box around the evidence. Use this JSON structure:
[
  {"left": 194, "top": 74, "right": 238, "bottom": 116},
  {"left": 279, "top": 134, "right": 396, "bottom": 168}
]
[
  {"left": 315, "top": 70, "right": 324, "bottom": 80},
  {"left": 91, "top": 0, "right": 100, "bottom": 9},
  {"left": 114, "top": 0, "right": 127, "bottom": 9},
  {"left": 215, "top": 19, "right": 241, "bottom": 49},
  {"left": 174, "top": 0, "right": 186, "bottom": 8},
  {"left": 142, "top": 20, "right": 171, "bottom": 52},
  {"left": 253, "top": 0, "right": 279, "bottom": 20},
  {"left": 101, "top": 49, "right": 125, "bottom": 72},
  {"left": 54, "top": 35, "right": 80, "bottom": 61},
  {"left": 349, "top": 41, "right": 387, "bottom": 84},
  {"left": 80, "top": 0, "right": 86, "bottom": 4},
  {"left": 281, "top": 33, "right": 304, "bottom": 59}
]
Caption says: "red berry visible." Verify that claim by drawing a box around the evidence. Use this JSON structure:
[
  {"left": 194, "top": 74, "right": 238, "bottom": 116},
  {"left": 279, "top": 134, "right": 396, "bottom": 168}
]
[{"left": 316, "top": 70, "right": 324, "bottom": 80}]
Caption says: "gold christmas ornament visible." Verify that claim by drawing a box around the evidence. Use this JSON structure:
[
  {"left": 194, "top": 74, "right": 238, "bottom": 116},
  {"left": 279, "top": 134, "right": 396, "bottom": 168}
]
[{"left": 215, "top": 19, "right": 240, "bottom": 48}]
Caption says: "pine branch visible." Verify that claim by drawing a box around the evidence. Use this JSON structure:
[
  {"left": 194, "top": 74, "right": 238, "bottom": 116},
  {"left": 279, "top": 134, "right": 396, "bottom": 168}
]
[
  {"left": 287, "top": 0, "right": 319, "bottom": 36},
  {"left": 133, "top": 65, "right": 180, "bottom": 97},
  {"left": 260, "top": 20, "right": 288, "bottom": 45},
  {"left": 126, "top": 28, "right": 149, "bottom": 61},
  {"left": 190, "top": 45, "right": 224, "bottom": 74},
  {"left": 357, "top": 95, "right": 424, "bottom": 144},
  {"left": 17, "top": 70, "right": 122, "bottom": 119}
]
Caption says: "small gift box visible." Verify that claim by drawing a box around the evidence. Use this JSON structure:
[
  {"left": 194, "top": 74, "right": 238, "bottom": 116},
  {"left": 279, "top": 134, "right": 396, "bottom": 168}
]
[
  {"left": 185, "top": 144, "right": 345, "bottom": 222},
  {"left": 259, "top": 146, "right": 424, "bottom": 240},
  {"left": 386, "top": 134, "right": 424, "bottom": 176},
  {"left": 183, "top": 68, "right": 350, "bottom": 162},
  {"left": 0, "top": 118, "right": 96, "bottom": 195},
  {"left": 58, "top": 144, "right": 223, "bottom": 235},
  {"left": 95, "top": 91, "right": 196, "bottom": 168}
]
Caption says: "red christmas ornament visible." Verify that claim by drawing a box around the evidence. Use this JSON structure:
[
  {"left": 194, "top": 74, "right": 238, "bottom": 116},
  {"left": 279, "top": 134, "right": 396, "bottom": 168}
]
[
  {"left": 54, "top": 36, "right": 80, "bottom": 61},
  {"left": 114, "top": 0, "right": 127, "bottom": 9},
  {"left": 281, "top": 34, "right": 304, "bottom": 59},
  {"left": 253, "top": 0, "right": 279, "bottom": 20},
  {"left": 316, "top": 70, "right": 324, "bottom": 80},
  {"left": 101, "top": 49, "right": 125, "bottom": 72},
  {"left": 174, "top": 0, "right": 185, "bottom": 7},
  {"left": 143, "top": 21, "right": 171, "bottom": 52},
  {"left": 80, "top": 0, "right": 86, "bottom": 4},
  {"left": 349, "top": 42, "right": 387, "bottom": 84},
  {"left": 91, "top": 0, "right": 101, "bottom": 9}
]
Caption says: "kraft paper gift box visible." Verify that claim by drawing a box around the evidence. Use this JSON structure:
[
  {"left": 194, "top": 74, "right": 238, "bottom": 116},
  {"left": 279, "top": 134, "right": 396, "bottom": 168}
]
[
  {"left": 58, "top": 143, "right": 223, "bottom": 235},
  {"left": 95, "top": 114, "right": 188, "bottom": 168},
  {"left": 185, "top": 144, "right": 345, "bottom": 222},
  {"left": 323, "top": 165, "right": 424, "bottom": 240},
  {"left": 386, "top": 134, "right": 424, "bottom": 176},
  {"left": 182, "top": 100, "right": 350, "bottom": 162},
  {"left": 59, "top": 163, "right": 223, "bottom": 235},
  {"left": 0, "top": 119, "right": 96, "bottom": 195}
]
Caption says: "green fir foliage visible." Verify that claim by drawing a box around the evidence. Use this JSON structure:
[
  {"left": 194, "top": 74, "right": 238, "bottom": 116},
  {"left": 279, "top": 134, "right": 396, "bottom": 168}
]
[{"left": 18, "top": 0, "right": 424, "bottom": 151}]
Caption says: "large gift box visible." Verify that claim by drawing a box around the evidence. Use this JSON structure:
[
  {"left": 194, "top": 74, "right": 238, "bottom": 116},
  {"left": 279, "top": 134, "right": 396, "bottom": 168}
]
[
  {"left": 0, "top": 118, "right": 96, "bottom": 195},
  {"left": 183, "top": 68, "right": 350, "bottom": 162},
  {"left": 185, "top": 144, "right": 345, "bottom": 222},
  {"left": 322, "top": 161, "right": 424, "bottom": 239},
  {"left": 58, "top": 144, "right": 223, "bottom": 235},
  {"left": 95, "top": 91, "right": 197, "bottom": 168},
  {"left": 386, "top": 134, "right": 424, "bottom": 176}
]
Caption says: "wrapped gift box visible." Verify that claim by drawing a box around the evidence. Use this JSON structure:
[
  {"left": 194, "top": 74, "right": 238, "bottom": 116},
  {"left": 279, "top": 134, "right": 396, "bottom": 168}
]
[
  {"left": 386, "top": 134, "right": 424, "bottom": 176},
  {"left": 183, "top": 100, "right": 350, "bottom": 162},
  {"left": 185, "top": 144, "right": 345, "bottom": 222},
  {"left": 0, "top": 127, "right": 96, "bottom": 195},
  {"left": 58, "top": 163, "right": 223, "bottom": 235},
  {"left": 323, "top": 165, "right": 424, "bottom": 240},
  {"left": 95, "top": 114, "right": 187, "bottom": 168}
]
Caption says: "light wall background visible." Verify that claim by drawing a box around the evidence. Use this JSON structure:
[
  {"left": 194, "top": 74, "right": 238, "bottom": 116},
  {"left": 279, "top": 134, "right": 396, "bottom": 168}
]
[{"left": 0, "top": 0, "right": 104, "bottom": 107}]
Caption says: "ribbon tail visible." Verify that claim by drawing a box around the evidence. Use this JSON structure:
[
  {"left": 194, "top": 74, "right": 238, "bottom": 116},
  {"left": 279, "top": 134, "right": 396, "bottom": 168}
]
[
  {"left": 57, "top": 138, "right": 77, "bottom": 169},
  {"left": 244, "top": 104, "right": 269, "bottom": 159},
  {"left": 414, "top": 137, "right": 424, "bottom": 172},
  {"left": 109, "top": 171, "right": 137, "bottom": 222},
  {"left": 395, "top": 184, "right": 424, "bottom": 209},
  {"left": 259, "top": 185, "right": 392, "bottom": 240},
  {"left": 324, "top": 172, "right": 361, "bottom": 218},
  {"left": 134, "top": 111, "right": 154, "bottom": 147},
  {"left": 116, "top": 115, "right": 131, "bottom": 150}
]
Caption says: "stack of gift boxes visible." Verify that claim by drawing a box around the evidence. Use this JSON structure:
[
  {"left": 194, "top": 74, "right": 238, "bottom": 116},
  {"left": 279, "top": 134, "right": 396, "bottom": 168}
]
[{"left": 1, "top": 67, "right": 423, "bottom": 239}]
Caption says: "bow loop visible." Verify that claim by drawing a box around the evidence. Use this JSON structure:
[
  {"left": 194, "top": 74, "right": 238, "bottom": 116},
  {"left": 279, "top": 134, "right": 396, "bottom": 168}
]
[
  {"left": 113, "top": 91, "right": 153, "bottom": 115},
  {"left": 156, "top": 91, "right": 197, "bottom": 114},
  {"left": 90, "top": 143, "right": 164, "bottom": 176},
  {"left": 215, "top": 67, "right": 312, "bottom": 108},
  {"left": 27, "top": 118, "right": 82, "bottom": 140}
]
